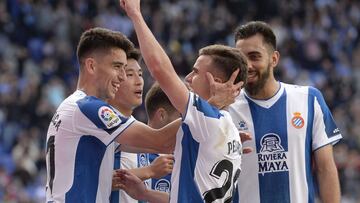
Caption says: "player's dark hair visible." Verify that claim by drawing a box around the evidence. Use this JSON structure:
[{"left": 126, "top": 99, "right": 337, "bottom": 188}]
[
  {"left": 145, "top": 83, "right": 177, "bottom": 120},
  {"left": 127, "top": 48, "right": 142, "bottom": 61},
  {"left": 76, "top": 27, "right": 134, "bottom": 68},
  {"left": 199, "top": 44, "right": 248, "bottom": 84},
  {"left": 234, "top": 21, "right": 277, "bottom": 51}
]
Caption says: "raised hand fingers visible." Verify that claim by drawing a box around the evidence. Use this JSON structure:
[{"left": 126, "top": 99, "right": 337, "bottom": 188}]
[{"left": 226, "top": 69, "right": 240, "bottom": 85}]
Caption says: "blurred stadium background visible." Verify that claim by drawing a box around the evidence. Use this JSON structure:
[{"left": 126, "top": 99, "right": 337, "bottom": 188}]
[{"left": 0, "top": 0, "right": 359, "bottom": 202}]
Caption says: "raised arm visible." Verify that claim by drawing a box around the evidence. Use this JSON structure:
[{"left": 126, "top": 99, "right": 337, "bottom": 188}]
[{"left": 120, "top": 0, "right": 189, "bottom": 115}]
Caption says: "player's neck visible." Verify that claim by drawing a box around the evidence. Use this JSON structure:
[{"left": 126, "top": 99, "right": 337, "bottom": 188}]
[{"left": 77, "top": 76, "right": 103, "bottom": 99}]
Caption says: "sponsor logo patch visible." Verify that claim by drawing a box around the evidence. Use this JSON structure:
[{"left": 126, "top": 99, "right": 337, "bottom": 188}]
[
  {"left": 291, "top": 112, "right": 304, "bottom": 129},
  {"left": 98, "top": 106, "right": 121, "bottom": 129},
  {"left": 238, "top": 120, "right": 248, "bottom": 131},
  {"left": 155, "top": 179, "right": 171, "bottom": 193},
  {"left": 258, "top": 133, "right": 289, "bottom": 175}
]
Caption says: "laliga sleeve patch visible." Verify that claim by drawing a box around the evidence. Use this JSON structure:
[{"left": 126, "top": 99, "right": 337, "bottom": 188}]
[{"left": 98, "top": 106, "right": 121, "bottom": 129}]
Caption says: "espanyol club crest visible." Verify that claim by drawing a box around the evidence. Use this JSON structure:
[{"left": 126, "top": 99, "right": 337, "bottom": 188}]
[
  {"left": 291, "top": 112, "right": 304, "bottom": 129},
  {"left": 98, "top": 106, "right": 121, "bottom": 128}
]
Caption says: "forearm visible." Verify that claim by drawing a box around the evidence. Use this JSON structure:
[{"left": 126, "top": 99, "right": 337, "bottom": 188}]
[
  {"left": 120, "top": 144, "right": 159, "bottom": 153},
  {"left": 130, "top": 14, "right": 174, "bottom": 83},
  {"left": 317, "top": 166, "right": 341, "bottom": 203},
  {"left": 153, "top": 118, "right": 181, "bottom": 152},
  {"left": 143, "top": 189, "right": 169, "bottom": 203},
  {"left": 315, "top": 145, "right": 341, "bottom": 203},
  {"left": 119, "top": 121, "right": 178, "bottom": 153},
  {"left": 128, "top": 12, "right": 188, "bottom": 114},
  {"left": 129, "top": 167, "right": 153, "bottom": 181}
]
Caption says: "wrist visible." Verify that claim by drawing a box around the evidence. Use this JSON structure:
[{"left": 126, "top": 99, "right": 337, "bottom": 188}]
[
  {"left": 207, "top": 98, "right": 224, "bottom": 109},
  {"left": 129, "top": 11, "right": 143, "bottom": 22},
  {"left": 141, "top": 166, "right": 153, "bottom": 180},
  {"left": 147, "top": 165, "right": 155, "bottom": 179}
]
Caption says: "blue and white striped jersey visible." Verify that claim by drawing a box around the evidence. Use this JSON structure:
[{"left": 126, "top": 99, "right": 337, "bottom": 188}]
[
  {"left": 148, "top": 153, "right": 172, "bottom": 194},
  {"left": 110, "top": 149, "right": 150, "bottom": 203},
  {"left": 170, "top": 92, "right": 242, "bottom": 203},
  {"left": 45, "top": 90, "right": 135, "bottom": 203},
  {"left": 230, "top": 83, "right": 342, "bottom": 203}
]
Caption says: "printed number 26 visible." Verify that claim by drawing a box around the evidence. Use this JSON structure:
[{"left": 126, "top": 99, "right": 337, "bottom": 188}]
[{"left": 203, "top": 159, "right": 240, "bottom": 203}]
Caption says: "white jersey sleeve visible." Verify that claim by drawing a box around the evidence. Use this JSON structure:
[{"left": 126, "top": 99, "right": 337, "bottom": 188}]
[
  {"left": 310, "top": 87, "right": 342, "bottom": 150},
  {"left": 73, "top": 96, "right": 135, "bottom": 146},
  {"left": 182, "top": 92, "right": 224, "bottom": 142}
]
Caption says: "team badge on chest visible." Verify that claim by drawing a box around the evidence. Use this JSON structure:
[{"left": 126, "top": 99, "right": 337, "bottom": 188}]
[{"left": 291, "top": 112, "right": 304, "bottom": 129}]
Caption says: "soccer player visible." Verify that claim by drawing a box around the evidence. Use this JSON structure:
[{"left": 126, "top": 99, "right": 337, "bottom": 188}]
[
  {"left": 230, "top": 21, "right": 342, "bottom": 203},
  {"left": 120, "top": 0, "right": 248, "bottom": 202},
  {"left": 109, "top": 49, "right": 174, "bottom": 203},
  {"left": 45, "top": 27, "right": 182, "bottom": 203},
  {"left": 145, "top": 83, "right": 181, "bottom": 194}
]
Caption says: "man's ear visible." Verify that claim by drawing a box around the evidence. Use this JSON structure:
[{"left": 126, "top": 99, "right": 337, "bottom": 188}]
[
  {"left": 271, "top": 50, "right": 280, "bottom": 68},
  {"left": 84, "top": 58, "right": 96, "bottom": 74},
  {"left": 213, "top": 76, "right": 223, "bottom": 83},
  {"left": 154, "top": 108, "right": 167, "bottom": 121}
]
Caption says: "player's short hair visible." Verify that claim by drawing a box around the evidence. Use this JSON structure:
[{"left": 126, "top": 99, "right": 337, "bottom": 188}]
[
  {"left": 234, "top": 21, "right": 277, "bottom": 51},
  {"left": 145, "top": 83, "right": 177, "bottom": 120},
  {"left": 127, "top": 48, "right": 142, "bottom": 62},
  {"left": 199, "top": 44, "right": 248, "bottom": 84},
  {"left": 76, "top": 27, "right": 134, "bottom": 68}
]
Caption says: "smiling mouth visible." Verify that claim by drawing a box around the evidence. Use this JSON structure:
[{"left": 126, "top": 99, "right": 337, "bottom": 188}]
[
  {"left": 247, "top": 71, "right": 257, "bottom": 79},
  {"left": 134, "top": 90, "right": 142, "bottom": 97},
  {"left": 112, "top": 82, "right": 121, "bottom": 92}
]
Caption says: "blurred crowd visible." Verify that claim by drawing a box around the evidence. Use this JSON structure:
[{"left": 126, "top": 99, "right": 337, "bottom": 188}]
[{"left": 0, "top": 0, "right": 359, "bottom": 202}]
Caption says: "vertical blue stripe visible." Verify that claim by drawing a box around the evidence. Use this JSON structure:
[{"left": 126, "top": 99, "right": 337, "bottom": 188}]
[
  {"left": 110, "top": 151, "right": 121, "bottom": 203},
  {"left": 177, "top": 123, "right": 203, "bottom": 203},
  {"left": 246, "top": 91, "right": 290, "bottom": 203},
  {"left": 65, "top": 136, "right": 106, "bottom": 203},
  {"left": 306, "top": 89, "right": 315, "bottom": 203},
  {"left": 233, "top": 186, "right": 239, "bottom": 203}
]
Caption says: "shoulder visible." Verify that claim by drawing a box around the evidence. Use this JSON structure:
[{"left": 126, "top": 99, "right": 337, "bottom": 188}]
[
  {"left": 282, "top": 82, "right": 322, "bottom": 97},
  {"left": 230, "top": 90, "right": 248, "bottom": 109},
  {"left": 76, "top": 96, "right": 129, "bottom": 129},
  {"left": 188, "top": 92, "right": 223, "bottom": 119}
]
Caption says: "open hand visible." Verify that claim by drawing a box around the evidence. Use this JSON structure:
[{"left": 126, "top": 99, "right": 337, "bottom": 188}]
[{"left": 207, "top": 69, "right": 244, "bottom": 109}]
